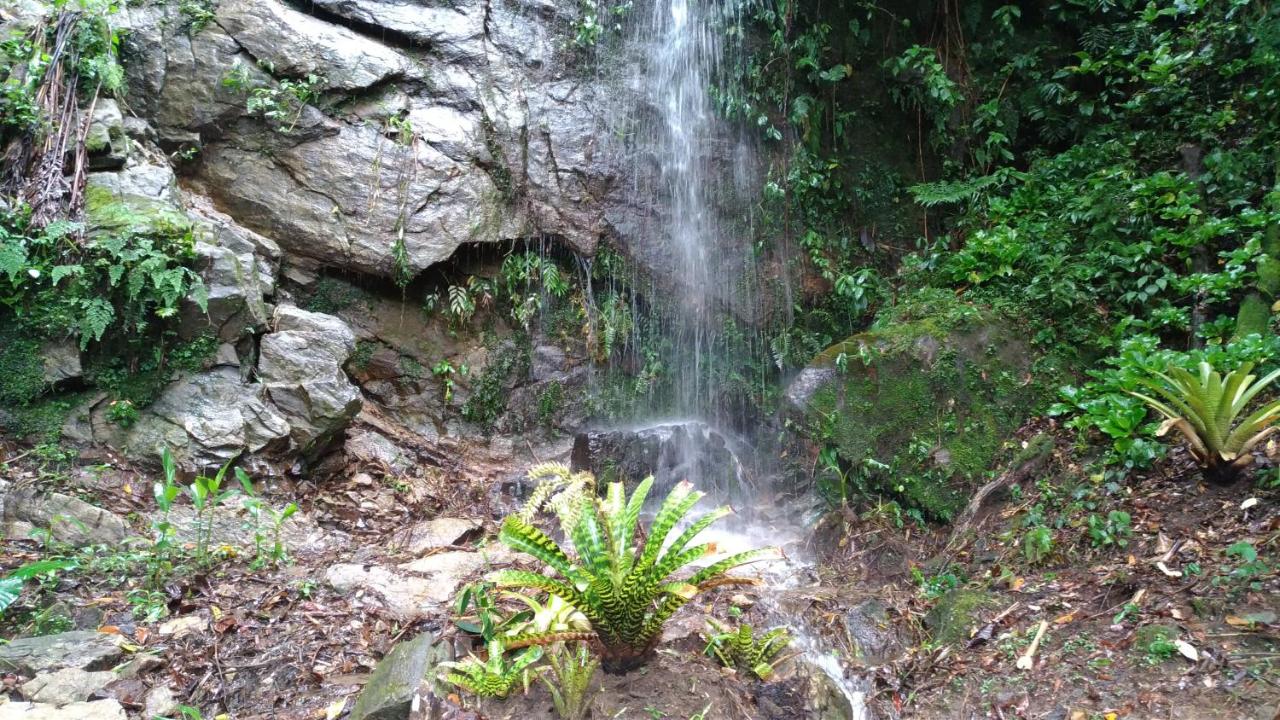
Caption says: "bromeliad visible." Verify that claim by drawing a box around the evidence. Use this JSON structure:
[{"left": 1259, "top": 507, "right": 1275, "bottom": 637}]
[{"left": 494, "top": 476, "right": 781, "bottom": 673}]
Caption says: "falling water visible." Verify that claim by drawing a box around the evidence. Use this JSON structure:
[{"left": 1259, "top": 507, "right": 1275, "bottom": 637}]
[{"left": 603, "top": 2, "right": 871, "bottom": 715}]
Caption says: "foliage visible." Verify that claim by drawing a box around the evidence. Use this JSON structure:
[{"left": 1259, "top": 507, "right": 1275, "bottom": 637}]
[
  {"left": 494, "top": 475, "right": 780, "bottom": 672},
  {"left": 223, "top": 61, "right": 325, "bottom": 134},
  {"left": 1022, "top": 526, "right": 1053, "bottom": 565},
  {"left": 1085, "top": 511, "right": 1132, "bottom": 550},
  {"left": 0, "top": 204, "right": 204, "bottom": 352},
  {"left": 541, "top": 642, "right": 599, "bottom": 720},
  {"left": 0, "top": 559, "right": 77, "bottom": 618},
  {"left": 517, "top": 462, "right": 597, "bottom": 537},
  {"left": 461, "top": 341, "right": 528, "bottom": 430},
  {"left": 431, "top": 360, "right": 466, "bottom": 404},
  {"left": 238, "top": 469, "right": 299, "bottom": 568},
  {"left": 702, "top": 620, "right": 792, "bottom": 681},
  {"left": 439, "top": 640, "right": 543, "bottom": 699},
  {"left": 1129, "top": 361, "right": 1279, "bottom": 482},
  {"left": 453, "top": 582, "right": 534, "bottom": 644}
]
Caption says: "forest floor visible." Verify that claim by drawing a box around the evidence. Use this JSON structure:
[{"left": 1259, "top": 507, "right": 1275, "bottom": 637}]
[{"left": 1, "top": 425, "right": 1279, "bottom": 720}]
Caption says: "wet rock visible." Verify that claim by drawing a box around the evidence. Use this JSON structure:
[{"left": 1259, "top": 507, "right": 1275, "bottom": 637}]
[
  {"left": 531, "top": 344, "right": 569, "bottom": 382},
  {"left": 0, "top": 700, "right": 127, "bottom": 720},
  {"left": 0, "top": 631, "right": 125, "bottom": 676},
  {"left": 84, "top": 99, "right": 129, "bottom": 169},
  {"left": 571, "top": 421, "right": 749, "bottom": 498},
  {"left": 0, "top": 486, "right": 130, "bottom": 547},
  {"left": 843, "top": 599, "right": 898, "bottom": 663},
  {"left": 349, "top": 633, "right": 452, "bottom": 720},
  {"left": 20, "top": 668, "right": 116, "bottom": 705},
  {"left": 789, "top": 295, "right": 1044, "bottom": 520},
  {"left": 391, "top": 518, "right": 482, "bottom": 556},
  {"left": 39, "top": 340, "right": 81, "bottom": 385},
  {"left": 258, "top": 306, "right": 362, "bottom": 452}
]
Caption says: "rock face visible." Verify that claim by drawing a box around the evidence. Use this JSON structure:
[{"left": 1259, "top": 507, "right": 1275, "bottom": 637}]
[
  {"left": 115, "top": 0, "right": 630, "bottom": 281},
  {"left": 349, "top": 633, "right": 452, "bottom": 720},
  {"left": 787, "top": 295, "right": 1044, "bottom": 520},
  {"left": 0, "top": 700, "right": 127, "bottom": 720},
  {"left": 20, "top": 667, "right": 117, "bottom": 705}
]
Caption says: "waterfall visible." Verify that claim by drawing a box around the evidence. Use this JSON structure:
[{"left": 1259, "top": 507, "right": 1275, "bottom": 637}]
[{"left": 601, "top": 2, "right": 872, "bottom": 716}]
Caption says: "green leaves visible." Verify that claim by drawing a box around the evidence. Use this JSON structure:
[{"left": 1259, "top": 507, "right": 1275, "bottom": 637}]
[{"left": 495, "top": 475, "right": 776, "bottom": 672}]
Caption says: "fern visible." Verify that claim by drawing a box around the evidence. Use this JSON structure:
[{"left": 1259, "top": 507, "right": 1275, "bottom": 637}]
[
  {"left": 518, "top": 462, "right": 597, "bottom": 536},
  {"left": 78, "top": 297, "right": 115, "bottom": 348},
  {"left": 908, "top": 172, "right": 1004, "bottom": 208}
]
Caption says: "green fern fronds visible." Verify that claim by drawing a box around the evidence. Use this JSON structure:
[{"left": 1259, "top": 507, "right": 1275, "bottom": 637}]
[
  {"left": 495, "top": 476, "right": 782, "bottom": 673},
  {"left": 703, "top": 620, "right": 793, "bottom": 681},
  {"left": 908, "top": 172, "right": 1003, "bottom": 207},
  {"left": 1130, "top": 360, "right": 1280, "bottom": 482}
]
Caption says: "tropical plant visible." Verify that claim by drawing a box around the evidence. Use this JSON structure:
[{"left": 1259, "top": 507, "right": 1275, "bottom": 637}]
[
  {"left": 518, "top": 462, "right": 598, "bottom": 536},
  {"left": 541, "top": 642, "right": 599, "bottom": 720},
  {"left": 438, "top": 640, "right": 543, "bottom": 699},
  {"left": 702, "top": 620, "right": 793, "bottom": 681},
  {"left": 453, "top": 582, "right": 533, "bottom": 644},
  {"left": 1129, "top": 361, "right": 1280, "bottom": 483},
  {"left": 0, "top": 559, "right": 77, "bottom": 618},
  {"left": 494, "top": 476, "right": 781, "bottom": 673}
]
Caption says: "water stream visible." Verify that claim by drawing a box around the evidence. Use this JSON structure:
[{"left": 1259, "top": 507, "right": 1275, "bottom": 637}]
[{"left": 604, "top": 1, "right": 871, "bottom": 715}]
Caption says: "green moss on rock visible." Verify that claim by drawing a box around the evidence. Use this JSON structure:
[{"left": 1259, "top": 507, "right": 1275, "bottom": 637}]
[
  {"left": 925, "top": 588, "right": 995, "bottom": 645},
  {"left": 804, "top": 292, "right": 1047, "bottom": 520}
]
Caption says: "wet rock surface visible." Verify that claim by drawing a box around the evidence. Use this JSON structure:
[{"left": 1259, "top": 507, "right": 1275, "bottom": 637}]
[{"left": 0, "top": 631, "right": 126, "bottom": 676}]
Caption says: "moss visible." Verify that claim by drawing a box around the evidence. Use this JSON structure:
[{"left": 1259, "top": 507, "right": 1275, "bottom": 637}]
[
  {"left": 925, "top": 588, "right": 995, "bottom": 645},
  {"left": 1234, "top": 293, "right": 1272, "bottom": 339},
  {"left": 806, "top": 293, "right": 1048, "bottom": 520},
  {"left": 1134, "top": 624, "right": 1178, "bottom": 649},
  {"left": 0, "top": 333, "right": 47, "bottom": 406},
  {"left": 84, "top": 186, "right": 192, "bottom": 240},
  {"left": 2, "top": 393, "right": 81, "bottom": 443},
  {"left": 306, "top": 278, "right": 370, "bottom": 315}
]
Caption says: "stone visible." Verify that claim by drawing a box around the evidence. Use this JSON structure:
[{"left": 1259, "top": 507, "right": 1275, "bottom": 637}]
[
  {"left": 0, "top": 700, "right": 127, "bottom": 720},
  {"left": 788, "top": 293, "right": 1046, "bottom": 520},
  {"left": 117, "top": 366, "right": 291, "bottom": 469},
  {"left": 0, "top": 486, "right": 130, "bottom": 547},
  {"left": 530, "top": 344, "right": 569, "bottom": 383},
  {"left": 258, "top": 306, "right": 362, "bottom": 452},
  {"left": 157, "top": 614, "right": 208, "bottom": 640},
  {"left": 391, "top": 518, "right": 482, "bottom": 556},
  {"left": 86, "top": 162, "right": 176, "bottom": 202},
  {"left": 325, "top": 564, "right": 450, "bottom": 621},
  {"left": 345, "top": 429, "right": 412, "bottom": 474},
  {"left": 39, "top": 341, "right": 81, "bottom": 385},
  {"left": 349, "top": 633, "right": 451, "bottom": 720},
  {"left": 924, "top": 589, "right": 996, "bottom": 646},
  {"left": 84, "top": 99, "right": 128, "bottom": 169},
  {"left": 0, "top": 631, "right": 125, "bottom": 676},
  {"left": 216, "top": 0, "right": 414, "bottom": 92},
  {"left": 20, "top": 668, "right": 116, "bottom": 705},
  {"left": 143, "top": 685, "right": 178, "bottom": 718},
  {"left": 163, "top": 495, "right": 336, "bottom": 557}
]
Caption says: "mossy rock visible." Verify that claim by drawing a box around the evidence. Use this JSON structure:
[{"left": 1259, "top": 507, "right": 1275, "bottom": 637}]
[
  {"left": 925, "top": 588, "right": 996, "bottom": 646},
  {"left": 84, "top": 186, "right": 193, "bottom": 241},
  {"left": 1134, "top": 624, "right": 1179, "bottom": 649},
  {"left": 798, "top": 293, "right": 1046, "bottom": 519}
]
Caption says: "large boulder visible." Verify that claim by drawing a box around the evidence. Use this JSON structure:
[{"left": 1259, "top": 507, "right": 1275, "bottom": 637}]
[
  {"left": 787, "top": 293, "right": 1046, "bottom": 520},
  {"left": 0, "top": 483, "right": 131, "bottom": 547},
  {"left": 258, "top": 305, "right": 362, "bottom": 452}
]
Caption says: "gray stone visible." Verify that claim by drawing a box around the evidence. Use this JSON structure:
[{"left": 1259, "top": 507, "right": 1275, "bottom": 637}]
[
  {"left": 0, "top": 486, "right": 130, "bottom": 547},
  {"left": 20, "top": 668, "right": 116, "bottom": 705},
  {"left": 0, "top": 631, "right": 126, "bottom": 676},
  {"left": 118, "top": 366, "right": 291, "bottom": 470},
  {"left": 783, "top": 367, "right": 838, "bottom": 413},
  {"left": 84, "top": 99, "right": 128, "bottom": 169},
  {"left": 531, "top": 344, "right": 568, "bottom": 382},
  {"left": 391, "top": 518, "right": 482, "bottom": 556},
  {"left": 217, "top": 0, "right": 414, "bottom": 92},
  {"left": 0, "top": 700, "right": 127, "bottom": 720},
  {"left": 143, "top": 685, "right": 178, "bottom": 719},
  {"left": 311, "top": 0, "right": 486, "bottom": 60},
  {"left": 164, "top": 494, "right": 336, "bottom": 557},
  {"left": 325, "top": 564, "right": 445, "bottom": 621},
  {"left": 349, "top": 633, "right": 451, "bottom": 720},
  {"left": 39, "top": 341, "right": 81, "bottom": 385},
  {"left": 86, "top": 163, "right": 176, "bottom": 202},
  {"left": 258, "top": 306, "right": 362, "bottom": 451},
  {"left": 344, "top": 429, "right": 411, "bottom": 474}
]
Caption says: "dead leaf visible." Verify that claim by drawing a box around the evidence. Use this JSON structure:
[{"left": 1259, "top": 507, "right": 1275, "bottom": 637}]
[
  {"left": 1241, "top": 497, "right": 1259, "bottom": 511},
  {"left": 325, "top": 697, "right": 347, "bottom": 720},
  {"left": 1175, "top": 639, "right": 1199, "bottom": 661}
]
